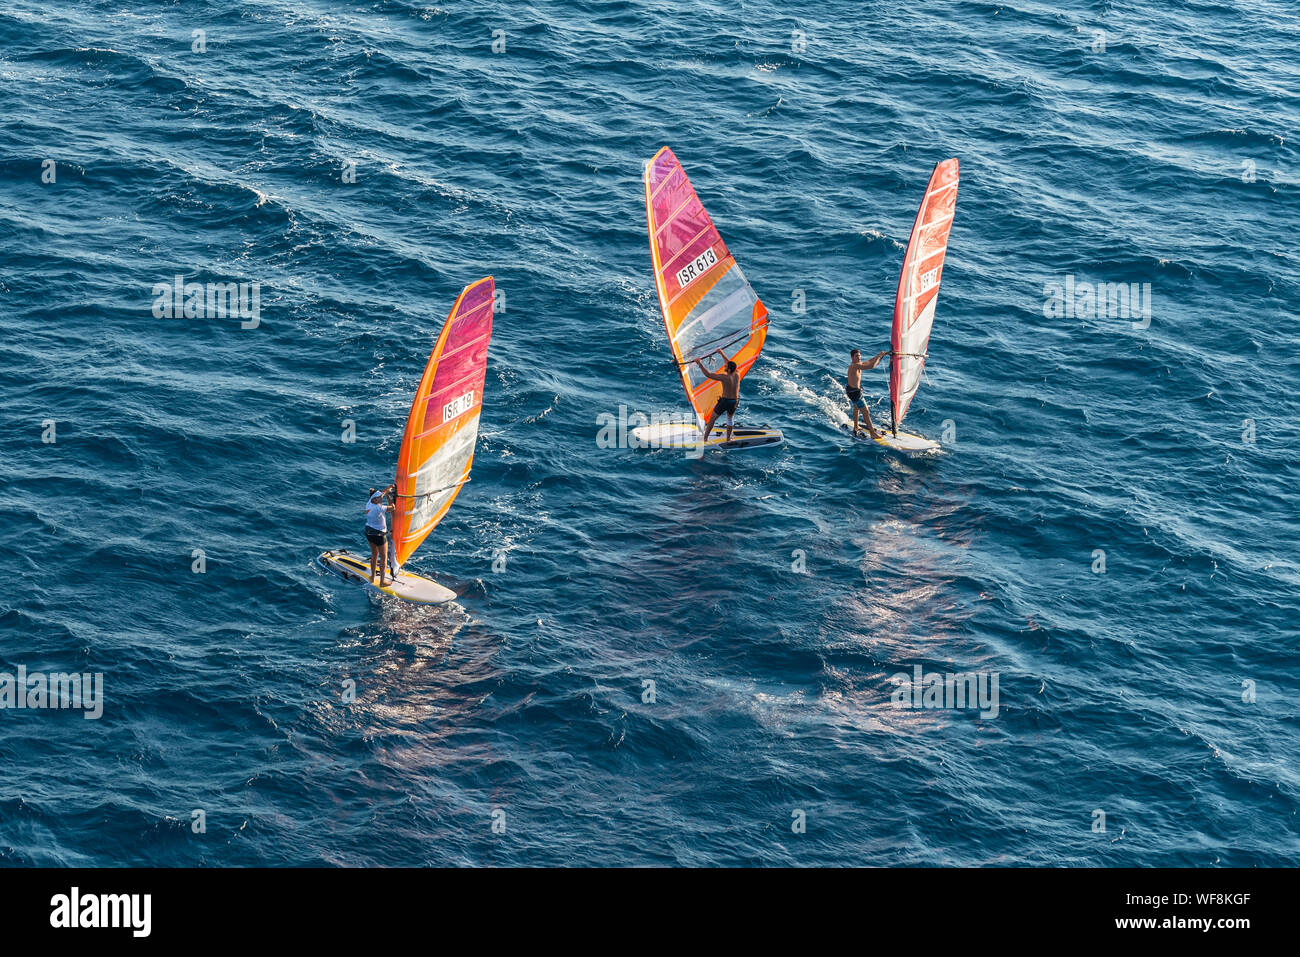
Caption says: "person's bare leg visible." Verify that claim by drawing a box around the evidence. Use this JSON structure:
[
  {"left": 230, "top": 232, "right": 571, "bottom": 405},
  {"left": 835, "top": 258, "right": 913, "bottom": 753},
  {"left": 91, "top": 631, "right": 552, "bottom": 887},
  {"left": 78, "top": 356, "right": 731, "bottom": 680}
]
[
  {"left": 864, "top": 408, "right": 880, "bottom": 440},
  {"left": 378, "top": 542, "right": 389, "bottom": 586},
  {"left": 725, "top": 413, "right": 734, "bottom": 442},
  {"left": 852, "top": 407, "right": 862, "bottom": 435},
  {"left": 369, "top": 542, "right": 380, "bottom": 582},
  {"left": 701, "top": 410, "right": 718, "bottom": 443}
]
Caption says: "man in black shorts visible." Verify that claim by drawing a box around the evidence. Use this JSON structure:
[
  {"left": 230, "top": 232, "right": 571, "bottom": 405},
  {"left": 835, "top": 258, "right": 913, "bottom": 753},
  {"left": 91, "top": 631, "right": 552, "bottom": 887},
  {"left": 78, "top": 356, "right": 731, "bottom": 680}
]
[
  {"left": 695, "top": 350, "right": 741, "bottom": 444},
  {"left": 846, "top": 348, "right": 888, "bottom": 439}
]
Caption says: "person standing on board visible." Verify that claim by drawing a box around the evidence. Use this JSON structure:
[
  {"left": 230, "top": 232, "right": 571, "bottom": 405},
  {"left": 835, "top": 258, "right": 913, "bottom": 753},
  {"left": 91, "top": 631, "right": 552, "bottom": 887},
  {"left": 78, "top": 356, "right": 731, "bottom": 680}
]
[
  {"left": 383, "top": 483, "right": 402, "bottom": 577},
  {"left": 846, "top": 348, "right": 889, "bottom": 439},
  {"left": 364, "top": 484, "right": 396, "bottom": 586},
  {"left": 694, "top": 350, "right": 741, "bottom": 444}
]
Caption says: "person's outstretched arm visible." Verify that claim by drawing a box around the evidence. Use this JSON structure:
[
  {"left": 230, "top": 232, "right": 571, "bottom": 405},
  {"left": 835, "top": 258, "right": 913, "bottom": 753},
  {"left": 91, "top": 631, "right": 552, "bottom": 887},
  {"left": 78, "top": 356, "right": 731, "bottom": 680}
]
[
  {"left": 694, "top": 358, "right": 724, "bottom": 381},
  {"left": 857, "top": 350, "right": 889, "bottom": 371}
]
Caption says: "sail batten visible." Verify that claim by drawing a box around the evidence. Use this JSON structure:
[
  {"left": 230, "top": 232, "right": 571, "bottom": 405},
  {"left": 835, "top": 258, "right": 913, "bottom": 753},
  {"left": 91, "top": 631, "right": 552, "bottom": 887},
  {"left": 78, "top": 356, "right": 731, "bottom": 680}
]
[
  {"left": 890, "top": 158, "right": 959, "bottom": 433},
  {"left": 391, "top": 277, "right": 494, "bottom": 567}
]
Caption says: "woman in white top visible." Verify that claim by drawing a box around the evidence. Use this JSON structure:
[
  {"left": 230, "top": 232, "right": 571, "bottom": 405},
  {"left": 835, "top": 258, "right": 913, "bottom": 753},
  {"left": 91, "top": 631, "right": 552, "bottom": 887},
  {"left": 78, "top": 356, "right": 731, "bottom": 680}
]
[{"left": 364, "top": 484, "right": 396, "bottom": 585}]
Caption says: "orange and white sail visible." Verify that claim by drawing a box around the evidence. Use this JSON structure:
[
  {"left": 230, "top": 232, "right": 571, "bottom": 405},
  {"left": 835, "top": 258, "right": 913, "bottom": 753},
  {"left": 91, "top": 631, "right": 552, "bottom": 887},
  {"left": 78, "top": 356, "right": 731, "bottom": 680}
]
[
  {"left": 890, "top": 158, "right": 958, "bottom": 433},
  {"left": 644, "top": 147, "right": 769, "bottom": 429},
  {"left": 391, "top": 277, "right": 494, "bottom": 568}
]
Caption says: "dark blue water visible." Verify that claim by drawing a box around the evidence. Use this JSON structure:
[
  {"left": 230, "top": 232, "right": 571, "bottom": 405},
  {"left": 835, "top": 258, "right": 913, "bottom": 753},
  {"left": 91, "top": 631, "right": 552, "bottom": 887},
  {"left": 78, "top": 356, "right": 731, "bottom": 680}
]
[{"left": 2, "top": 0, "right": 1297, "bottom": 866}]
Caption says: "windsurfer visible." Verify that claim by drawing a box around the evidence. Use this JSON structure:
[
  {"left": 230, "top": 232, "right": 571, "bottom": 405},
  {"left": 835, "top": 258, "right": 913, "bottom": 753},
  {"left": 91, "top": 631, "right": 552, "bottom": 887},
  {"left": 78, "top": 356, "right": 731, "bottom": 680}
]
[
  {"left": 846, "top": 348, "right": 888, "bottom": 439},
  {"left": 364, "top": 484, "right": 396, "bottom": 586},
  {"left": 695, "top": 350, "right": 740, "bottom": 443}
]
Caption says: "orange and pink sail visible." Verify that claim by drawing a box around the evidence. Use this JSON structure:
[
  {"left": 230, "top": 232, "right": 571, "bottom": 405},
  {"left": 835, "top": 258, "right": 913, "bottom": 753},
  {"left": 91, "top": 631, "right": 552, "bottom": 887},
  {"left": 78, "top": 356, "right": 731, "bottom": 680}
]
[
  {"left": 890, "top": 158, "right": 959, "bottom": 433},
  {"left": 644, "top": 147, "right": 769, "bottom": 428},
  {"left": 391, "top": 277, "right": 494, "bottom": 568}
]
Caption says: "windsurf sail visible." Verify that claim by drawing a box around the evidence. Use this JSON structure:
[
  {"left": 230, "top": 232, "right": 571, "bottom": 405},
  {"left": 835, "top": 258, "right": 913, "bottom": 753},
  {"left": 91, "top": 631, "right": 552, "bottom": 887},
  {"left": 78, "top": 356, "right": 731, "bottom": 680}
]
[
  {"left": 391, "top": 277, "right": 494, "bottom": 569},
  {"left": 890, "top": 158, "right": 958, "bottom": 434},
  {"left": 644, "top": 147, "right": 769, "bottom": 429}
]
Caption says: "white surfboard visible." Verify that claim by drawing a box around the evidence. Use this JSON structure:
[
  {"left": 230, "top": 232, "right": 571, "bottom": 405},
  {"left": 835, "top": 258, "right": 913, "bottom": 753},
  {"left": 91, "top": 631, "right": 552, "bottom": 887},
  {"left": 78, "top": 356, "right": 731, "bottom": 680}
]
[
  {"left": 633, "top": 420, "right": 784, "bottom": 451},
  {"left": 840, "top": 423, "right": 940, "bottom": 453},
  {"left": 318, "top": 550, "right": 456, "bottom": 604}
]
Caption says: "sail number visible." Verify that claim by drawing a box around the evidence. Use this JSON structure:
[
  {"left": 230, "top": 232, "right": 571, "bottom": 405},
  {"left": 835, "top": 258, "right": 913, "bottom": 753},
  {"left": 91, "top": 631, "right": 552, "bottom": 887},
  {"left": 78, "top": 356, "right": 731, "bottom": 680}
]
[
  {"left": 443, "top": 390, "right": 475, "bottom": 422},
  {"left": 676, "top": 248, "right": 718, "bottom": 289}
]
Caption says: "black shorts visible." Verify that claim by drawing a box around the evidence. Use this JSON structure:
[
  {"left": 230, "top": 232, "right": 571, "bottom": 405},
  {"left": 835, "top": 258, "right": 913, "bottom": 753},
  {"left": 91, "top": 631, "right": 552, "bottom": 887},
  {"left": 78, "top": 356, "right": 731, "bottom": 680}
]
[
  {"left": 365, "top": 526, "right": 386, "bottom": 547},
  {"left": 713, "top": 396, "right": 738, "bottom": 417}
]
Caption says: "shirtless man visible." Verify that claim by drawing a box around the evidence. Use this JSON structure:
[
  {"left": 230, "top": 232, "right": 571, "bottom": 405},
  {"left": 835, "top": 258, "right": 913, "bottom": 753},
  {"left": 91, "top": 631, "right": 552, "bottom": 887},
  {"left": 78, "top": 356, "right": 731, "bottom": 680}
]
[
  {"left": 694, "top": 350, "right": 740, "bottom": 443},
  {"left": 846, "top": 348, "right": 889, "bottom": 439}
]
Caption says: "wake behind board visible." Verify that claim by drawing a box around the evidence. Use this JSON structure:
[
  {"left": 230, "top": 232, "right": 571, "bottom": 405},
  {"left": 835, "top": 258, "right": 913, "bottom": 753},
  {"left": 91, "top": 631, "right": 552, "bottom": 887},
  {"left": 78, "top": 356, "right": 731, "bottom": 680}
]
[
  {"left": 318, "top": 549, "right": 456, "bottom": 605},
  {"left": 633, "top": 421, "right": 784, "bottom": 451},
  {"left": 840, "top": 423, "right": 940, "bottom": 453}
]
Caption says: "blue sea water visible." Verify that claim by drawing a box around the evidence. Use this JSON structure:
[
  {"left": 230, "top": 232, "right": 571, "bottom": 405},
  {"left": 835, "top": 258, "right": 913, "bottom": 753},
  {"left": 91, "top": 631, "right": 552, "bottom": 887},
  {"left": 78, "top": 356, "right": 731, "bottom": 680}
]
[{"left": 1, "top": 0, "right": 1297, "bottom": 867}]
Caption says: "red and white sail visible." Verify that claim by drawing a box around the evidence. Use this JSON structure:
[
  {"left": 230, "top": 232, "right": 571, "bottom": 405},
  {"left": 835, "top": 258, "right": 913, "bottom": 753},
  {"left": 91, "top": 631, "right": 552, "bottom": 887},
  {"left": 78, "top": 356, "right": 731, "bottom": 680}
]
[{"left": 890, "top": 158, "right": 958, "bottom": 432}]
